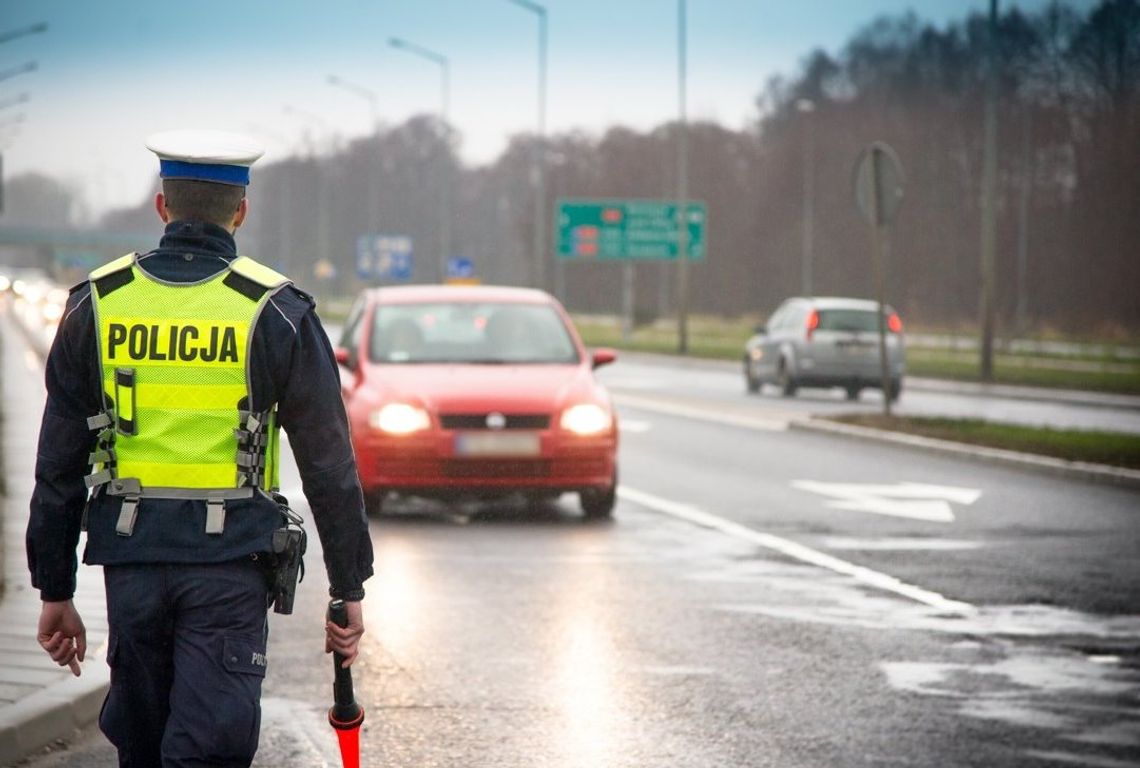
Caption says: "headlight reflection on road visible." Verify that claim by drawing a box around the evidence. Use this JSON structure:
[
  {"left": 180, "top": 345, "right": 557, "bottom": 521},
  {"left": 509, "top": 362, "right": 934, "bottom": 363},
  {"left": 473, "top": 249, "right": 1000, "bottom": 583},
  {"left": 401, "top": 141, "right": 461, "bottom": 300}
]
[
  {"left": 365, "top": 538, "right": 422, "bottom": 661},
  {"left": 553, "top": 616, "right": 619, "bottom": 766}
]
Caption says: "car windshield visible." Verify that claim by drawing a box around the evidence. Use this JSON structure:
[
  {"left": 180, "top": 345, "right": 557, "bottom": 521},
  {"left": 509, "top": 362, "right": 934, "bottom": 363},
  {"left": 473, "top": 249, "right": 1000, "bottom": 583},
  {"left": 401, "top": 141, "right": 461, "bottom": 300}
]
[
  {"left": 817, "top": 309, "right": 885, "bottom": 333},
  {"left": 369, "top": 301, "right": 580, "bottom": 364}
]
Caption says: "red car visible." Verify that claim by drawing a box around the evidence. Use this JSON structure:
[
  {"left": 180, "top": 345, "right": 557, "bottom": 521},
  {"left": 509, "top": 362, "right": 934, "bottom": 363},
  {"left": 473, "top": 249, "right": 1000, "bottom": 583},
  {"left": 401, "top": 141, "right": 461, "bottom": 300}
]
[{"left": 334, "top": 285, "right": 619, "bottom": 519}]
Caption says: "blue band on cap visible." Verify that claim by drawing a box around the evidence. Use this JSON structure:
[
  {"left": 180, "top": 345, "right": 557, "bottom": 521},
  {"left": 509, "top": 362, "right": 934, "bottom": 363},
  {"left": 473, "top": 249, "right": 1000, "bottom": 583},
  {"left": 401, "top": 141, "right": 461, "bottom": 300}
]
[{"left": 159, "top": 159, "right": 250, "bottom": 185}]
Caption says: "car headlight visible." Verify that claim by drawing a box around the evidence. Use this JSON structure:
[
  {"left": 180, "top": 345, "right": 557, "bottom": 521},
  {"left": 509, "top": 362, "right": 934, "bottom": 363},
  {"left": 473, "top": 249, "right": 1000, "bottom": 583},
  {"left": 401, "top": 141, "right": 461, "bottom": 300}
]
[
  {"left": 369, "top": 403, "right": 431, "bottom": 434},
  {"left": 560, "top": 404, "right": 612, "bottom": 436}
]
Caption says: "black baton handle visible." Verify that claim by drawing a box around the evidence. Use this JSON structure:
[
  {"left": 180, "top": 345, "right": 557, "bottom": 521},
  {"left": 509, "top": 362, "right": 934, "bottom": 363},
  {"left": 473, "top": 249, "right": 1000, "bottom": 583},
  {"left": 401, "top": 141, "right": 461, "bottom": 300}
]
[{"left": 328, "top": 599, "right": 365, "bottom": 729}]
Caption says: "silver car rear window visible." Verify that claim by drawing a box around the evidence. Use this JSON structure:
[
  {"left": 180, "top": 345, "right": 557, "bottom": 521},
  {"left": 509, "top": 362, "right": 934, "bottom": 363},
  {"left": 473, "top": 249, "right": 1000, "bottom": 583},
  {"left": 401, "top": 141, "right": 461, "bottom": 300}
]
[{"left": 817, "top": 309, "right": 882, "bottom": 333}]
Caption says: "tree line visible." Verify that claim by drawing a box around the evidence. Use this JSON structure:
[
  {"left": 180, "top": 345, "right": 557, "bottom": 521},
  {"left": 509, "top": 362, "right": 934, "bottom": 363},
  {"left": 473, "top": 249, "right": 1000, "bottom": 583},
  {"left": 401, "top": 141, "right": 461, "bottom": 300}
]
[{"left": 7, "top": 0, "right": 1137, "bottom": 334}]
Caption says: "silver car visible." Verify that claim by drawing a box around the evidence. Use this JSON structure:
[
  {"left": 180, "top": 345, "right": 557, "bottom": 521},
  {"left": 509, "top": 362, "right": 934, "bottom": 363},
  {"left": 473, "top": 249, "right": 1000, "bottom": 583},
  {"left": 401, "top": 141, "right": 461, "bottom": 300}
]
[{"left": 743, "top": 297, "right": 905, "bottom": 400}]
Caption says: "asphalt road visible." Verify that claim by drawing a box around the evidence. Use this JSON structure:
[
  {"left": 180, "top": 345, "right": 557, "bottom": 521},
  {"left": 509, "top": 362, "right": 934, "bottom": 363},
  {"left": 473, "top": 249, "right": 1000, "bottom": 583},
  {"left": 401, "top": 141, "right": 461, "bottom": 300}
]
[
  {"left": 15, "top": 361, "right": 1140, "bottom": 767},
  {"left": 603, "top": 352, "right": 1140, "bottom": 435}
]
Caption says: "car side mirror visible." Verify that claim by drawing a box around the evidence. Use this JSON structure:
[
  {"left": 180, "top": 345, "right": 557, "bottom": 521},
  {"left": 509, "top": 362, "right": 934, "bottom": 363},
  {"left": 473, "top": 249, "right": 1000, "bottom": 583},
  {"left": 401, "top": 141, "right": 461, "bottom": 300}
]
[
  {"left": 753, "top": 324, "right": 767, "bottom": 335},
  {"left": 591, "top": 348, "right": 617, "bottom": 370}
]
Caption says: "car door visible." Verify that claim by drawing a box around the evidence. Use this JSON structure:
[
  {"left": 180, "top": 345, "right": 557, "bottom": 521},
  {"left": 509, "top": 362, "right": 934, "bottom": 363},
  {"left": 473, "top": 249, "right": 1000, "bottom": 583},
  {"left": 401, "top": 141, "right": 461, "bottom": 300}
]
[{"left": 756, "top": 302, "right": 790, "bottom": 381}]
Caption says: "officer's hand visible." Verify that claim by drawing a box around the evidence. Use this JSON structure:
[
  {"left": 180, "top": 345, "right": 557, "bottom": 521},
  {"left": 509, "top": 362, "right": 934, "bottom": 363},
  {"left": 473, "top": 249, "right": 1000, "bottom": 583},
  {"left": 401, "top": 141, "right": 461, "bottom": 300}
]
[
  {"left": 37, "top": 600, "right": 87, "bottom": 677},
  {"left": 325, "top": 600, "right": 364, "bottom": 668}
]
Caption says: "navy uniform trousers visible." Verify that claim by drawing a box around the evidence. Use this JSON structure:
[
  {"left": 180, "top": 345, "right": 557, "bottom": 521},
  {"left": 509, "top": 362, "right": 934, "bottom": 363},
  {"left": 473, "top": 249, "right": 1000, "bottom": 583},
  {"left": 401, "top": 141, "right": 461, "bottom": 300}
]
[{"left": 99, "top": 558, "right": 270, "bottom": 768}]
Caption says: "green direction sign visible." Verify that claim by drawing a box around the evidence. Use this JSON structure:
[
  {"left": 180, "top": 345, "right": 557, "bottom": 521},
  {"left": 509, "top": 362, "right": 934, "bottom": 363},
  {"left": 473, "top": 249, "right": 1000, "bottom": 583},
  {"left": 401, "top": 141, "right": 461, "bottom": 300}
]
[{"left": 555, "top": 198, "right": 707, "bottom": 260}]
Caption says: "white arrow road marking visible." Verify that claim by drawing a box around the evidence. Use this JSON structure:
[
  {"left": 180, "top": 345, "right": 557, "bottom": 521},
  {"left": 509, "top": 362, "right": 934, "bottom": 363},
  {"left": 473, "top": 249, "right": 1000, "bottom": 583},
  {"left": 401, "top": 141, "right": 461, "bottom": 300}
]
[
  {"left": 792, "top": 481, "right": 983, "bottom": 523},
  {"left": 618, "top": 485, "right": 974, "bottom": 614},
  {"left": 619, "top": 418, "right": 653, "bottom": 434}
]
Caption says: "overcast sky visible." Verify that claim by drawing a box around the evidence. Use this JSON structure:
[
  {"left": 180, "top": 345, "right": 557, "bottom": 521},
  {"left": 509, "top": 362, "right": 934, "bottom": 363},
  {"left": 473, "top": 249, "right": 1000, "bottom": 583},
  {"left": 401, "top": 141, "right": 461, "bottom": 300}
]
[{"left": 2, "top": 0, "right": 1072, "bottom": 216}]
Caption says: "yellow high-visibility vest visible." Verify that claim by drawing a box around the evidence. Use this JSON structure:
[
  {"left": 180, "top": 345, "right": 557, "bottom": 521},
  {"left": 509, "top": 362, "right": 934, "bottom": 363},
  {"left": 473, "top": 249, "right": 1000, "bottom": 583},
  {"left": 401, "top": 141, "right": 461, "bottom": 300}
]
[{"left": 87, "top": 252, "right": 290, "bottom": 505}]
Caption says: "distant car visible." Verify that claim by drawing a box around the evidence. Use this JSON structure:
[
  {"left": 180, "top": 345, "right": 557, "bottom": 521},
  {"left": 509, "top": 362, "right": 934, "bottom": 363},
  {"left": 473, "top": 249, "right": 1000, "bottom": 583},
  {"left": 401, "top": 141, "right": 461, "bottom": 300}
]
[
  {"left": 334, "top": 285, "right": 619, "bottom": 519},
  {"left": 743, "top": 296, "right": 905, "bottom": 401}
]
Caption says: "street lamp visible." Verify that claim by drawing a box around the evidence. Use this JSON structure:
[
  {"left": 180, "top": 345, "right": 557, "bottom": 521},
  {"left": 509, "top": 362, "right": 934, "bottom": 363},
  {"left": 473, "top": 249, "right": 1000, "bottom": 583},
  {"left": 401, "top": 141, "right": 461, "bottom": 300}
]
[
  {"left": 0, "top": 22, "right": 46, "bottom": 214},
  {"left": 0, "top": 61, "right": 36, "bottom": 83},
  {"left": 389, "top": 36, "right": 451, "bottom": 283},
  {"left": 0, "top": 22, "right": 48, "bottom": 45},
  {"left": 796, "top": 98, "right": 815, "bottom": 297},
  {"left": 328, "top": 73, "right": 381, "bottom": 235},
  {"left": 327, "top": 74, "right": 379, "bottom": 127},
  {"left": 0, "top": 93, "right": 29, "bottom": 112},
  {"left": 506, "top": 0, "right": 548, "bottom": 292}
]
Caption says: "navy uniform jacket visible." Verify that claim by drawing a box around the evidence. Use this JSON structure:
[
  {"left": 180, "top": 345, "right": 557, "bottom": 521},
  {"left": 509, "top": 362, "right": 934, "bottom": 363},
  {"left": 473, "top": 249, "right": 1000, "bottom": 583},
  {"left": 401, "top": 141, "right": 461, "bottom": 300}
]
[{"left": 26, "top": 220, "right": 374, "bottom": 602}]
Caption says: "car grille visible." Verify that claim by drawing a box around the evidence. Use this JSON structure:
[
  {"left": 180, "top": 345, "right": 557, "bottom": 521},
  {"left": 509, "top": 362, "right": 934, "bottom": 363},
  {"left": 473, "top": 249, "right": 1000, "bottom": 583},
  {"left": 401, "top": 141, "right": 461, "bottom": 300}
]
[
  {"left": 442, "top": 459, "right": 552, "bottom": 478},
  {"left": 439, "top": 413, "right": 551, "bottom": 430}
]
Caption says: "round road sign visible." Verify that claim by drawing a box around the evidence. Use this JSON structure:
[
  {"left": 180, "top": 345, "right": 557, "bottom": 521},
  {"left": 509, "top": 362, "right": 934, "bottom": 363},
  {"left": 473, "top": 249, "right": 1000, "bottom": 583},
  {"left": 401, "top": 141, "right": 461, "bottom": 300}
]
[{"left": 853, "top": 142, "right": 905, "bottom": 227}]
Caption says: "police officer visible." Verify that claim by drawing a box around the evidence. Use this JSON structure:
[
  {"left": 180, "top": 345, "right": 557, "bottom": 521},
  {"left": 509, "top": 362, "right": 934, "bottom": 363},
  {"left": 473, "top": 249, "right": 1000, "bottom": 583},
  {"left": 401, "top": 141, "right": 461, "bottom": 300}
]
[{"left": 26, "top": 129, "right": 374, "bottom": 766}]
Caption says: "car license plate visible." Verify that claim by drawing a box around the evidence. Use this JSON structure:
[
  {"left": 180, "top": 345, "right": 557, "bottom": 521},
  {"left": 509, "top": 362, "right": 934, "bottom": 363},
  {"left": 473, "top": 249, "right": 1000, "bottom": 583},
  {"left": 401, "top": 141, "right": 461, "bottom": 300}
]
[{"left": 454, "top": 432, "right": 541, "bottom": 457}]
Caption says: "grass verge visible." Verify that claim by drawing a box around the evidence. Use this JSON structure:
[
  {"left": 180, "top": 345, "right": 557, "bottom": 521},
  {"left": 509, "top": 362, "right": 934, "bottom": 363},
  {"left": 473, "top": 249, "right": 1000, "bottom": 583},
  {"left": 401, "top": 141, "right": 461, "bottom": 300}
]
[
  {"left": 904, "top": 350, "right": 1140, "bottom": 394},
  {"left": 828, "top": 414, "right": 1140, "bottom": 470}
]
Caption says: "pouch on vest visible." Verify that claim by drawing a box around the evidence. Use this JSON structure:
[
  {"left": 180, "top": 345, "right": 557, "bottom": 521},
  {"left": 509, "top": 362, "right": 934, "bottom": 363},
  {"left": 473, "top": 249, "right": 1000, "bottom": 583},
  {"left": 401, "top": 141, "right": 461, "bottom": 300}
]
[{"left": 114, "top": 368, "right": 137, "bottom": 436}]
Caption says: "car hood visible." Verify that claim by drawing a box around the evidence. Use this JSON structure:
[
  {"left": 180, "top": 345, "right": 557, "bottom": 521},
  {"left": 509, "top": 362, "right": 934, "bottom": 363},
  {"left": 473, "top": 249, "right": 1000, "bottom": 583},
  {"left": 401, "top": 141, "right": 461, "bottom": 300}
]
[{"left": 363, "top": 362, "right": 604, "bottom": 413}]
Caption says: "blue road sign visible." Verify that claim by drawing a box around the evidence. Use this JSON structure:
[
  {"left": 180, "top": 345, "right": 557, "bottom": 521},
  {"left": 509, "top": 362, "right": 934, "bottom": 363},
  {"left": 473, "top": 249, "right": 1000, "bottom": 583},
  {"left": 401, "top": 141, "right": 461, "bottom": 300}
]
[
  {"left": 356, "top": 234, "right": 414, "bottom": 281},
  {"left": 447, "top": 257, "right": 474, "bottom": 279}
]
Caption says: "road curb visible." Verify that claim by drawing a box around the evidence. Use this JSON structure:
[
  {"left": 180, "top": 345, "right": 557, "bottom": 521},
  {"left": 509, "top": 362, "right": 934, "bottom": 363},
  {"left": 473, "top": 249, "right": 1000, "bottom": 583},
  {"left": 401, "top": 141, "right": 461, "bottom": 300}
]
[
  {"left": 791, "top": 417, "right": 1140, "bottom": 491},
  {"left": 0, "top": 666, "right": 110, "bottom": 766}
]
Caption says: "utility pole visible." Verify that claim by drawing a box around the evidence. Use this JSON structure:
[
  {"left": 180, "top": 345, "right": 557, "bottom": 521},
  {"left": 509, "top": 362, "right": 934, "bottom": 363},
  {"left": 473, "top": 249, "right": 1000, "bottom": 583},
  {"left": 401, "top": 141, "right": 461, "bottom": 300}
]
[
  {"left": 979, "top": 0, "right": 999, "bottom": 380},
  {"left": 1016, "top": 108, "right": 1033, "bottom": 334},
  {"left": 676, "top": 0, "right": 690, "bottom": 354},
  {"left": 506, "top": 0, "right": 548, "bottom": 292},
  {"left": 796, "top": 99, "right": 816, "bottom": 296}
]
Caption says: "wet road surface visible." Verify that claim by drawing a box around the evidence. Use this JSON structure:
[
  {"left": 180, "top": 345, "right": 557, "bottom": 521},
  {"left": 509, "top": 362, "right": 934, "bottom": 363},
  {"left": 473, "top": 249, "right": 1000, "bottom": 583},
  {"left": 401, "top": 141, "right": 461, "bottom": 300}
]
[{"left": 10, "top": 330, "right": 1140, "bottom": 767}]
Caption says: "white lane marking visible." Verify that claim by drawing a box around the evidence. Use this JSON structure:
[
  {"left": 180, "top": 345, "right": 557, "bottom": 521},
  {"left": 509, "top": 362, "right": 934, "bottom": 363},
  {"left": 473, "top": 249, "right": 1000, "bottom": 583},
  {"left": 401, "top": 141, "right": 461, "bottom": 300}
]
[
  {"left": 792, "top": 481, "right": 983, "bottom": 523},
  {"left": 614, "top": 393, "right": 789, "bottom": 432},
  {"left": 620, "top": 418, "right": 652, "bottom": 434},
  {"left": 618, "top": 485, "right": 974, "bottom": 613},
  {"left": 820, "top": 537, "right": 985, "bottom": 551},
  {"left": 1025, "top": 752, "right": 1140, "bottom": 768}
]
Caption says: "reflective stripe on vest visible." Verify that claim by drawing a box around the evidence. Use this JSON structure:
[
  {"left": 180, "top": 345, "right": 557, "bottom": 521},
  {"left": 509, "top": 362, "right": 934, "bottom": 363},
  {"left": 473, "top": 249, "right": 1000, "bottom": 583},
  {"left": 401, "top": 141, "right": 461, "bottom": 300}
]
[{"left": 89, "top": 253, "right": 289, "bottom": 498}]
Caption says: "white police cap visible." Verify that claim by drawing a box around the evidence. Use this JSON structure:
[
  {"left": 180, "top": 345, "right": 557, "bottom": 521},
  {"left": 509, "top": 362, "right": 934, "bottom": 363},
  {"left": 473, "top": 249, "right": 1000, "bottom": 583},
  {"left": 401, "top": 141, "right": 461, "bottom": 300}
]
[{"left": 145, "top": 129, "right": 265, "bottom": 186}]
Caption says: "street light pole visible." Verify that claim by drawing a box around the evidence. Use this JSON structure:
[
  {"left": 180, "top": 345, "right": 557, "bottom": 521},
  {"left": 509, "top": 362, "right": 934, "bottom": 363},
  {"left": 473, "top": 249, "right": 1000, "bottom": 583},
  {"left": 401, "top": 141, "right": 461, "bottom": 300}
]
[
  {"left": 327, "top": 73, "right": 381, "bottom": 235},
  {"left": 0, "top": 22, "right": 48, "bottom": 45},
  {"left": 0, "top": 93, "right": 29, "bottom": 113},
  {"left": 676, "top": 0, "right": 690, "bottom": 355},
  {"left": 0, "top": 61, "right": 36, "bottom": 82},
  {"left": 327, "top": 74, "right": 379, "bottom": 127},
  {"left": 389, "top": 37, "right": 452, "bottom": 283},
  {"left": 0, "top": 21, "right": 46, "bottom": 216},
  {"left": 796, "top": 98, "right": 815, "bottom": 297},
  {"left": 979, "top": 0, "right": 999, "bottom": 381},
  {"left": 507, "top": 0, "right": 548, "bottom": 293}
]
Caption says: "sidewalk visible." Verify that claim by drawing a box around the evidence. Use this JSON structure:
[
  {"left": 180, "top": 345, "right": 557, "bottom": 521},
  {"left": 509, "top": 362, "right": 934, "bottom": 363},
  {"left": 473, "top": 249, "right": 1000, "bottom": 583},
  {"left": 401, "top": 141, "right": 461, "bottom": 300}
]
[{"left": 0, "top": 308, "right": 109, "bottom": 766}]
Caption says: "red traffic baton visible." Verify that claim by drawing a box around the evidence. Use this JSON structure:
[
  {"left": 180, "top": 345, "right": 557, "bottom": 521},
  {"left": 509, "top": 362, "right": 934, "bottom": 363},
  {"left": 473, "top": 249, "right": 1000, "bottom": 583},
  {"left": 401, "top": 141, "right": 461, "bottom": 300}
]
[{"left": 327, "top": 599, "right": 365, "bottom": 768}]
